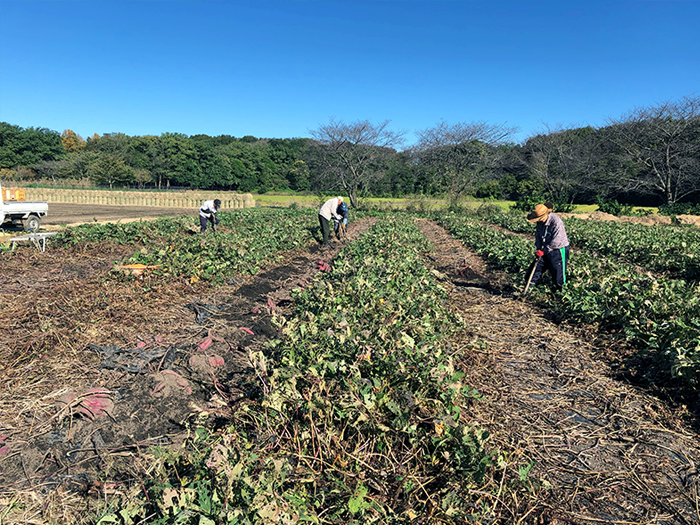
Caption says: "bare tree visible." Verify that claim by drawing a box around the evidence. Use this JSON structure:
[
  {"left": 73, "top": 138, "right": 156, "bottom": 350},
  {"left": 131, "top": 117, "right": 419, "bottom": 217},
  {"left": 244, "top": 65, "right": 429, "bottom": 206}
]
[
  {"left": 308, "top": 119, "right": 406, "bottom": 207},
  {"left": 412, "top": 120, "right": 519, "bottom": 198},
  {"left": 606, "top": 94, "right": 700, "bottom": 205},
  {"left": 522, "top": 125, "right": 602, "bottom": 205}
]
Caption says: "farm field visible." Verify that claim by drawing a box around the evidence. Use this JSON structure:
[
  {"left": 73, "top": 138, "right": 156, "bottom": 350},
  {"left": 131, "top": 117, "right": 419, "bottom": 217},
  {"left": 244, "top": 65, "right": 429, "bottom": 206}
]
[{"left": 0, "top": 207, "right": 698, "bottom": 524}]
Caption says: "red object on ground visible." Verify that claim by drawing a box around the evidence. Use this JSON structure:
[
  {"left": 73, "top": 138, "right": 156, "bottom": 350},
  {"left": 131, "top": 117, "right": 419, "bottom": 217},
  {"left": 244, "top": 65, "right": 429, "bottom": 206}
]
[
  {"left": 58, "top": 388, "right": 115, "bottom": 420},
  {"left": 208, "top": 355, "right": 225, "bottom": 367}
]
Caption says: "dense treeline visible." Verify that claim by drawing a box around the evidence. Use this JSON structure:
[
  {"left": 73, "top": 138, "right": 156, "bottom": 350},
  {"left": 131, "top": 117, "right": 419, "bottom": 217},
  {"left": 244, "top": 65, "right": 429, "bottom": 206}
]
[
  {"left": 1, "top": 94, "right": 699, "bottom": 206},
  {"left": 0, "top": 125, "right": 311, "bottom": 194}
]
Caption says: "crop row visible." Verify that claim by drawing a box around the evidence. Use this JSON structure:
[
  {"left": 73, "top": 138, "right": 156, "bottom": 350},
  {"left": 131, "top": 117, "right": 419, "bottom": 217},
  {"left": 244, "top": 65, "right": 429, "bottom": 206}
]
[
  {"left": 480, "top": 211, "right": 700, "bottom": 280},
  {"left": 433, "top": 212, "right": 700, "bottom": 384},
  {"left": 99, "top": 214, "right": 529, "bottom": 524},
  {"left": 54, "top": 208, "right": 321, "bottom": 282}
]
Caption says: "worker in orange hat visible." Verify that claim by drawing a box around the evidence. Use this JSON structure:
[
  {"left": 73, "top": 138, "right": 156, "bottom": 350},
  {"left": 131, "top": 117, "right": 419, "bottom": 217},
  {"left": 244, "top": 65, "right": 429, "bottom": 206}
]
[{"left": 526, "top": 203, "right": 570, "bottom": 291}]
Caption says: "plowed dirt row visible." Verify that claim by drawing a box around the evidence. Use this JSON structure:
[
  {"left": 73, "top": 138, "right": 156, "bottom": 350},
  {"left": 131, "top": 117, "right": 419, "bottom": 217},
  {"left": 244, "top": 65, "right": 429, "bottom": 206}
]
[
  {"left": 40, "top": 203, "right": 197, "bottom": 228},
  {"left": 417, "top": 219, "right": 699, "bottom": 524}
]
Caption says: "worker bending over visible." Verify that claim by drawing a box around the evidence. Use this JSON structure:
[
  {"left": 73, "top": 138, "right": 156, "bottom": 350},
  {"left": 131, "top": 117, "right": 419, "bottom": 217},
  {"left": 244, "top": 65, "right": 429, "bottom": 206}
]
[
  {"left": 335, "top": 200, "right": 349, "bottom": 239},
  {"left": 199, "top": 199, "right": 221, "bottom": 233},
  {"left": 526, "top": 202, "right": 570, "bottom": 292},
  {"left": 318, "top": 196, "right": 343, "bottom": 248}
]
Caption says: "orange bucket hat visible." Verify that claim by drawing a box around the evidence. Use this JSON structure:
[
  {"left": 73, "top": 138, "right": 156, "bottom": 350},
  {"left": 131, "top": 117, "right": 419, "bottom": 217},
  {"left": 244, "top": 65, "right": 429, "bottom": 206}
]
[{"left": 527, "top": 203, "right": 551, "bottom": 222}]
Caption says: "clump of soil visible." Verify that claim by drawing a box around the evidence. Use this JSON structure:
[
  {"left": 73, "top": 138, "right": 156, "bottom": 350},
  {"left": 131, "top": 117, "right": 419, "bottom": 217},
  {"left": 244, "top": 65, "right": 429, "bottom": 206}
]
[{"left": 675, "top": 214, "right": 700, "bottom": 227}]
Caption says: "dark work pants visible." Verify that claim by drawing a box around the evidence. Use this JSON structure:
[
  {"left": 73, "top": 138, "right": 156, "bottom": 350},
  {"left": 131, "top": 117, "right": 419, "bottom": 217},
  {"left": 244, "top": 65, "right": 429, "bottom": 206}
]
[
  {"left": 200, "top": 215, "right": 209, "bottom": 233},
  {"left": 319, "top": 215, "right": 331, "bottom": 244},
  {"left": 200, "top": 215, "right": 216, "bottom": 233},
  {"left": 529, "top": 246, "right": 569, "bottom": 291}
]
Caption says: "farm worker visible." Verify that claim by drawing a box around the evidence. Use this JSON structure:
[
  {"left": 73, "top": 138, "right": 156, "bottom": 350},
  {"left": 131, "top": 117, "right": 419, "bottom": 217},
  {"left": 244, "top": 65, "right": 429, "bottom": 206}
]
[
  {"left": 526, "top": 202, "right": 570, "bottom": 292},
  {"left": 199, "top": 199, "right": 221, "bottom": 233},
  {"left": 334, "top": 200, "right": 349, "bottom": 238},
  {"left": 318, "top": 196, "right": 343, "bottom": 248}
]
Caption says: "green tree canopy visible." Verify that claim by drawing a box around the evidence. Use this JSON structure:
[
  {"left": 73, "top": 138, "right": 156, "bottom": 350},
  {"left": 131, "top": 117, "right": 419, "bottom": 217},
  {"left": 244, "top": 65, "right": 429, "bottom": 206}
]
[{"left": 0, "top": 122, "right": 65, "bottom": 169}]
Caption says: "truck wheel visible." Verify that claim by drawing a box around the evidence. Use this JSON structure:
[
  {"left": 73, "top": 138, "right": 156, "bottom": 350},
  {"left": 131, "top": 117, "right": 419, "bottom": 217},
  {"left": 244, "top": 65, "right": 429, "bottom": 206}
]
[{"left": 24, "top": 215, "right": 41, "bottom": 231}]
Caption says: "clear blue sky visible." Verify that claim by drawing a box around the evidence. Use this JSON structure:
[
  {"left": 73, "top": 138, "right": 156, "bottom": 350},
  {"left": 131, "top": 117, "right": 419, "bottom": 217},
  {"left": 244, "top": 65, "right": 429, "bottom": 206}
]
[{"left": 1, "top": 0, "right": 698, "bottom": 146}]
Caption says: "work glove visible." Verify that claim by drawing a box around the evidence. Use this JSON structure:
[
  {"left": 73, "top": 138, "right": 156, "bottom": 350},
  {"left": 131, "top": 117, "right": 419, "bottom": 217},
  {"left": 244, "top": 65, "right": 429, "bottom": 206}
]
[
  {"left": 536, "top": 249, "right": 545, "bottom": 258},
  {"left": 214, "top": 217, "right": 219, "bottom": 225}
]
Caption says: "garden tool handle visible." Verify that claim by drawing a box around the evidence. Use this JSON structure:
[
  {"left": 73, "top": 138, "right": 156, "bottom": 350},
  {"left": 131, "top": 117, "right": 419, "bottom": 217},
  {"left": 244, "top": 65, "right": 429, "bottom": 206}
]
[{"left": 522, "top": 255, "right": 541, "bottom": 295}]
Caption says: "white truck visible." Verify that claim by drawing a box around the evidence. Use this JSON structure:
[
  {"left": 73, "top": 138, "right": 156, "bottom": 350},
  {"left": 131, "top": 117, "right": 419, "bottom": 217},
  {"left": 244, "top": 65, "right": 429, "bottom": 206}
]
[{"left": 0, "top": 182, "right": 49, "bottom": 231}]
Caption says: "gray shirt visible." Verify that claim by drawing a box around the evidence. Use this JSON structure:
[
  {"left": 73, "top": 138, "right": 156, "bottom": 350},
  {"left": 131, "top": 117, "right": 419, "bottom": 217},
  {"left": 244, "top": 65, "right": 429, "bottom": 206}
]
[{"left": 535, "top": 213, "right": 569, "bottom": 252}]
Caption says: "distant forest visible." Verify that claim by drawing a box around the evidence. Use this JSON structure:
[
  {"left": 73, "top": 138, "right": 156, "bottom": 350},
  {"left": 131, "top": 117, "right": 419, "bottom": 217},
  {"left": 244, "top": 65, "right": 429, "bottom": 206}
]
[{"left": 1, "top": 94, "right": 699, "bottom": 208}]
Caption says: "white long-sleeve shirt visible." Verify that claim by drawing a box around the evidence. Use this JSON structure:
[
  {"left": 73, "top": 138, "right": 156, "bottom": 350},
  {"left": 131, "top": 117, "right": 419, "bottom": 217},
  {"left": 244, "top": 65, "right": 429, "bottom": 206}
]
[
  {"left": 199, "top": 200, "right": 218, "bottom": 218},
  {"left": 318, "top": 198, "right": 342, "bottom": 221}
]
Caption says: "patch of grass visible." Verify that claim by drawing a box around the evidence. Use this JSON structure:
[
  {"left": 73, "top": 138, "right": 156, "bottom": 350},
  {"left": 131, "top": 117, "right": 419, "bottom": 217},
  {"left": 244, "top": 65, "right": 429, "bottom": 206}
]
[
  {"left": 571, "top": 204, "right": 659, "bottom": 214},
  {"left": 253, "top": 193, "right": 516, "bottom": 212}
]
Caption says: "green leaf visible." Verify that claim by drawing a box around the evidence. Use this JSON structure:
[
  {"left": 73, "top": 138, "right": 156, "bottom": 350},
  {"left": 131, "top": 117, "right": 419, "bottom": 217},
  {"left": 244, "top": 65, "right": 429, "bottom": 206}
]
[
  {"left": 96, "top": 515, "right": 119, "bottom": 525},
  {"left": 519, "top": 460, "right": 535, "bottom": 482},
  {"left": 348, "top": 483, "right": 368, "bottom": 514}
]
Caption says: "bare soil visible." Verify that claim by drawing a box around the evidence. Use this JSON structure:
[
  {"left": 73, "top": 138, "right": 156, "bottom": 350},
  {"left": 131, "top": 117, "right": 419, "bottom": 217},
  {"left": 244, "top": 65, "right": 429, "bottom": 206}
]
[
  {"left": 40, "top": 203, "right": 196, "bottom": 228},
  {"left": 1, "top": 212, "right": 698, "bottom": 524}
]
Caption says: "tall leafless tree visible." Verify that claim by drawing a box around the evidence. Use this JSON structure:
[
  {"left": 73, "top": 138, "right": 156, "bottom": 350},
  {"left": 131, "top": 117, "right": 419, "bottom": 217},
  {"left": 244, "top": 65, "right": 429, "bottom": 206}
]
[
  {"left": 412, "top": 120, "right": 519, "bottom": 198},
  {"left": 606, "top": 94, "right": 700, "bottom": 205},
  {"left": 522, "top": 125, "right": 604, "bottom": 205},
  {"left": 308, "top": 119, "right": 405, "bottom": 207}
]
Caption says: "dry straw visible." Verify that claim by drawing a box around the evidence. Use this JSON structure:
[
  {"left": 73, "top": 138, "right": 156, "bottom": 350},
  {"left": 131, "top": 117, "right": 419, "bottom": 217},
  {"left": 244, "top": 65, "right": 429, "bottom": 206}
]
[{"left": 22, "top": 189, "right": 255, "bottom": 209}]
